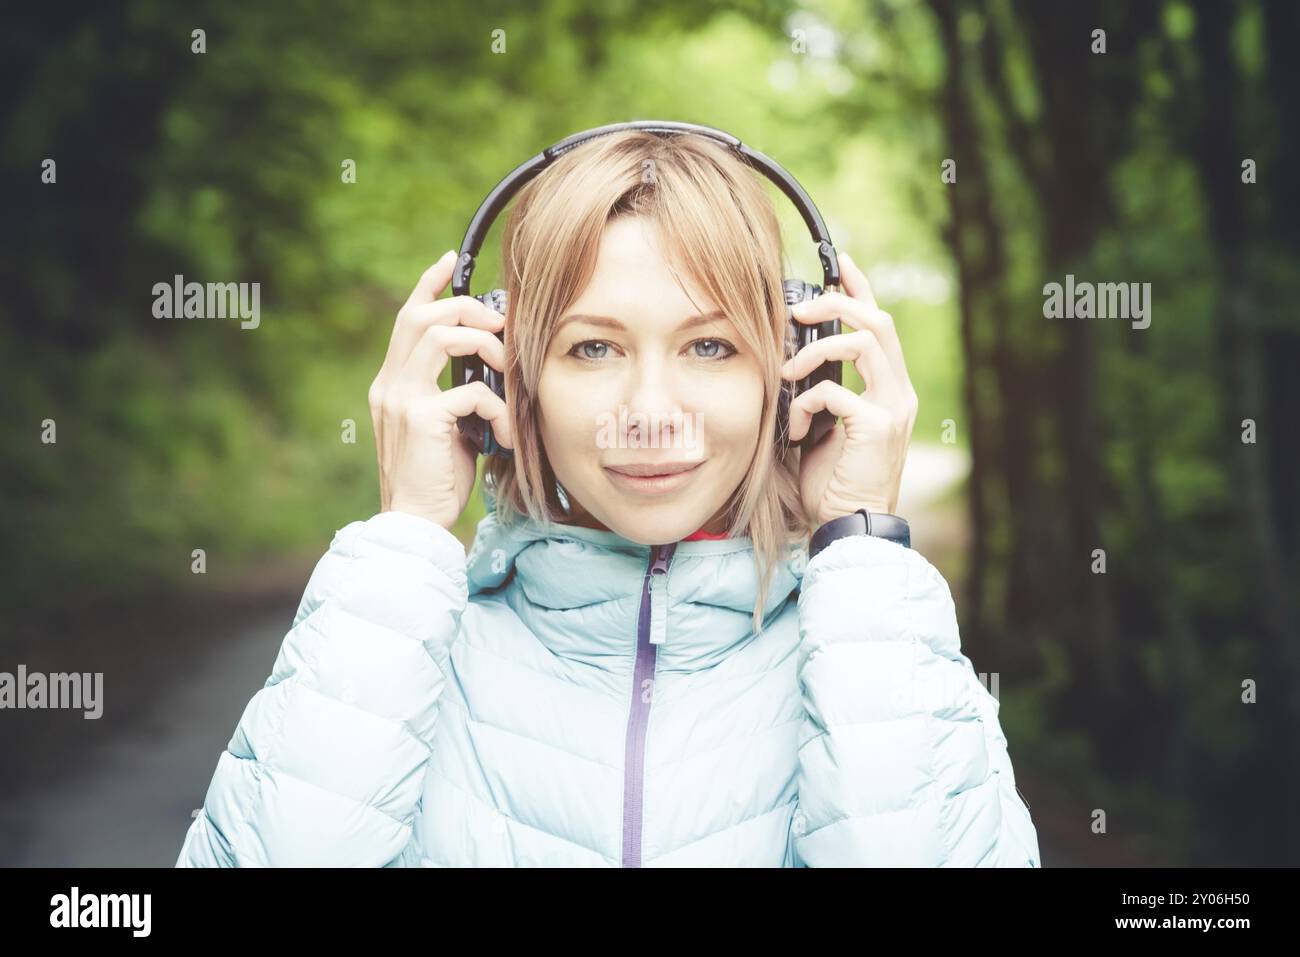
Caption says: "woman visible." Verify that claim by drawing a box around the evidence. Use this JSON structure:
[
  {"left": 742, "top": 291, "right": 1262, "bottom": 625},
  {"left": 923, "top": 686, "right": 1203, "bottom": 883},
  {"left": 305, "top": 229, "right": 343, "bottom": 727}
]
[{"left": 175, "top": 129, "right": 1041, "bottom": 867}]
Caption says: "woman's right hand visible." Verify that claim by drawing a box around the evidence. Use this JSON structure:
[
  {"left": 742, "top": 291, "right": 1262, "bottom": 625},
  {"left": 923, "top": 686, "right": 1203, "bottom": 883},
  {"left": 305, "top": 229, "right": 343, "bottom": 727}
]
[{"left": 368, "top": 250, "right": 514, "bottom": 530}]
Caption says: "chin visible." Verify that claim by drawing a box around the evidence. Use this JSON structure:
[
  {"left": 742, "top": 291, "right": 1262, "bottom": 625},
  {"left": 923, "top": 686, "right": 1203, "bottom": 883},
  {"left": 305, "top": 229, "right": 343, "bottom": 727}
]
[{"left": 588, "top": 499, "right": 712, "bottom": 545}]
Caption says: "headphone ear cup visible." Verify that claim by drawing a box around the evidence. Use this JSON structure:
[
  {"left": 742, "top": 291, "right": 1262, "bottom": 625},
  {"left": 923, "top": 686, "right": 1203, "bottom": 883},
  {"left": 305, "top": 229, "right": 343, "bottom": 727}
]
[
  {"left": 479, "top": 287, "right": 508, "bottom": 324},
  {"left": 777, "top": 279, "right": 819, "bottom": 454},
  {"left": 801, "top": 286, "right": 842, "bottom": 455},
  {"left": 452, "top": 289, "right": 512, "bottom": 458}
]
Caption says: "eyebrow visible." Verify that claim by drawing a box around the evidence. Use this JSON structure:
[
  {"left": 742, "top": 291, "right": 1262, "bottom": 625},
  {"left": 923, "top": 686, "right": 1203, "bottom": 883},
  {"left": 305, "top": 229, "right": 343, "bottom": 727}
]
[{"left": 557, "top": 310, "right": 729, "bottom": 334}]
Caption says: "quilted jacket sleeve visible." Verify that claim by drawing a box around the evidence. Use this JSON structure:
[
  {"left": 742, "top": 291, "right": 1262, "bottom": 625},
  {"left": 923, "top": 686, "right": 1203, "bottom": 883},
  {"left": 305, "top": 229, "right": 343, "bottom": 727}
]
[
  {"left": 175, "top": 510, "right": 468, "bottom": 867},
  {"left": 791, "top": 533, "right": 1041, "bottom": 867}
]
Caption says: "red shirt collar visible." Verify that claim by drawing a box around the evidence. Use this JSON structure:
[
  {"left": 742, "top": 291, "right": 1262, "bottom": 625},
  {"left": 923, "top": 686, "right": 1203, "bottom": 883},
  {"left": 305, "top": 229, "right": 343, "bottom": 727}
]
[{"left": 682, "top": 528, "right": 731, "bottom": 541}]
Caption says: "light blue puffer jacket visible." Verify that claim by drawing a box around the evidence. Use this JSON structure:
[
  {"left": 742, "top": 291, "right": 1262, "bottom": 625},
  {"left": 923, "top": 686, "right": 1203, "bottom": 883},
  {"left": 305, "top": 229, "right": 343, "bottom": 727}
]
[{"left": 176, "top": 495, "right": 1041, "bottom": 867}]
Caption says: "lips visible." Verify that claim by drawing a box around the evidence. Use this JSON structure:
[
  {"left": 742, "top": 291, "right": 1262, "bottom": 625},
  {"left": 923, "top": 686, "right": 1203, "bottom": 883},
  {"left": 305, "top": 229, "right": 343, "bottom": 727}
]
[
  {"left": 604, "top": 462, "right": 702, "bottom": 477},
  {"left": 602, "top": 461, "right": 705, "bottom": 497}
]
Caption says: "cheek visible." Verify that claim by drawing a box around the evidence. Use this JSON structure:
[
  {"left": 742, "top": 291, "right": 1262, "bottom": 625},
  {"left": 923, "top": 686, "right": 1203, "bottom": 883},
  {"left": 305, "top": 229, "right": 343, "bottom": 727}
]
[
  {"left": 706, "top": 410, "right": 763, "bottom": 452},
  {"left": 537, "top": 367, "right": 600, "bottom": 449},
  {"left": 696, "top": 373, "right": 766, "bottom": 449}
]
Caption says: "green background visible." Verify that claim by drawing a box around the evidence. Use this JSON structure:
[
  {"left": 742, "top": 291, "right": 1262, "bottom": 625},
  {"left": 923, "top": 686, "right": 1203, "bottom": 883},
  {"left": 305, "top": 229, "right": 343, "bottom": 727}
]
[{"left": 2, "top": 0, "right": 1297, "bottom": 866}]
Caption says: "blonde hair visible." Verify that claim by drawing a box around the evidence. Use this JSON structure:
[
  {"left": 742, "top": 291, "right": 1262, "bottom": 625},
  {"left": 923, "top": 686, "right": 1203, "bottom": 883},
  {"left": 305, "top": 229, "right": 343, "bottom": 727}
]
[{"left": 482, "top": 129, "right": 815, "bottom": 633}]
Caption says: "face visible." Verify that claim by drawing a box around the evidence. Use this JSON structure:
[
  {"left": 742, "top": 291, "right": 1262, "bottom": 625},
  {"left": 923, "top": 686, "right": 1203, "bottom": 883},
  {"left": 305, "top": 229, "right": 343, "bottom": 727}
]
[{"left": 536, "top": 215, "right": 765, "bottom": 544}]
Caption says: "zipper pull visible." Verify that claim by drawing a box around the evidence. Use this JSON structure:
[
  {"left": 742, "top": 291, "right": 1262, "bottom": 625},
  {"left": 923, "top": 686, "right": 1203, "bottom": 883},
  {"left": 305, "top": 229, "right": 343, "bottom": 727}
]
[{"left": 648, "top": 544, "right": 673, "bottom": 645}]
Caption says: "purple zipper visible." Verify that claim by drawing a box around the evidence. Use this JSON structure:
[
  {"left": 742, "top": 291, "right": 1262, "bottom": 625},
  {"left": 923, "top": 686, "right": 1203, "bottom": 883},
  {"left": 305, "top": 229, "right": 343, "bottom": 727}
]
[{"left": 621, "top": 541, "right": 675, "bottom": 867}]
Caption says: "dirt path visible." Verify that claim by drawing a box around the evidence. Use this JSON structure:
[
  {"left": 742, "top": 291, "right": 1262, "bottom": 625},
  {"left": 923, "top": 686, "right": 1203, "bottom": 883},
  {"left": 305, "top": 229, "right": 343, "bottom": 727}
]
[{"left": 0, "top": 560, "right": 315, "bottom": 866}]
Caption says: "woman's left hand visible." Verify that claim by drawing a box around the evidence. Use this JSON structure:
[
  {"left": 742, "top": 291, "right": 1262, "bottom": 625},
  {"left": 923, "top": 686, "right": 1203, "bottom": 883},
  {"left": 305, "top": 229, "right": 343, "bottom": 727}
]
[{"left": 781, "top": 252, "right": 918, "bottom": 525}]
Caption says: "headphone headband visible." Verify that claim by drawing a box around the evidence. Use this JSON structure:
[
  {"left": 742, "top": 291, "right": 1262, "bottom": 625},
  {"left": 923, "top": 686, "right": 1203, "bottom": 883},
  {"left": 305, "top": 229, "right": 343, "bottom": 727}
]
[{"left": 451, "top": 119, "right": 841, "bottom": 297}]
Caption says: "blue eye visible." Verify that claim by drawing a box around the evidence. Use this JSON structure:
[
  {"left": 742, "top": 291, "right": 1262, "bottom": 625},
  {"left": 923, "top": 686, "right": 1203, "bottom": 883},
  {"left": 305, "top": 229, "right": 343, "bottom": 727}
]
[
  {"left": 566, "top": 338, "right": 737, "bottom": 362},
  {"left": 570, "top": 340, "right": 610, "bottom": 360},
  {"left": 692, "top": 338, "right": 737, "bottom": 360}
]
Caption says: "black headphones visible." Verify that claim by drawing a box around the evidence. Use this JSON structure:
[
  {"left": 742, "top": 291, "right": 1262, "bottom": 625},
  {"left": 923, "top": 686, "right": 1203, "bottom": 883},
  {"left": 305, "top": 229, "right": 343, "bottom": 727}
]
[{"left": 450, "top": 119, "right": 843, "bottom": 459}]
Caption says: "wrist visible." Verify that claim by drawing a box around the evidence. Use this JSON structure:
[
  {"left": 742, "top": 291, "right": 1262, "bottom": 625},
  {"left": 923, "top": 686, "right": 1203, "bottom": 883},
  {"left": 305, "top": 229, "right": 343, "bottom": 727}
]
[
  {"left": 819, "top": 502, "right": 894, "bottom": 523},
  {"left": 808, "top": 508, "right": 910, "bottom": 562},
  {"left": 386, "top": 499, "right": 458, "bottom": 532}
]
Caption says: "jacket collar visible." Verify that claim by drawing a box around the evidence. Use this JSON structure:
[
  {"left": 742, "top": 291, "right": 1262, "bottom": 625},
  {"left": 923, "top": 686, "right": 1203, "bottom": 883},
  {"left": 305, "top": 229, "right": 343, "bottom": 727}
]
[{"left": 464, "top": 493, "right": 806, "bottom": 672}]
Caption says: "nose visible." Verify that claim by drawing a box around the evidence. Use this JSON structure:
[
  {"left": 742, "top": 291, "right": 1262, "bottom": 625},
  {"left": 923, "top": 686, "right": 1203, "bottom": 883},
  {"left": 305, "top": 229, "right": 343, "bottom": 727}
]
[{"left": 621, "top": 359, "right": 690, "bottom": 449}]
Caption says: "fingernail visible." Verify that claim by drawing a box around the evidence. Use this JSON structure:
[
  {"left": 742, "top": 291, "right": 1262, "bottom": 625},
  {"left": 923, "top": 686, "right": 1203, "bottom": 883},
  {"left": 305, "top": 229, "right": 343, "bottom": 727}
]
[{"left": 443, "top": 249, "right": 457, "bottom": 261}]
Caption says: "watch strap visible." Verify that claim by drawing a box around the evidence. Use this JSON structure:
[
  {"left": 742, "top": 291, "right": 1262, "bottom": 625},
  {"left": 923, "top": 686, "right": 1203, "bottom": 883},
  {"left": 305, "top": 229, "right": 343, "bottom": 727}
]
[{"left": 808, "top": 509, "right": 910, "bottom": 562}]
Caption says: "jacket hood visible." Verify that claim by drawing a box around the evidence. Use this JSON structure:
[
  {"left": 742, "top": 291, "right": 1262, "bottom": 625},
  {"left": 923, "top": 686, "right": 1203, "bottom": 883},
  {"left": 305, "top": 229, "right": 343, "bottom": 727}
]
[{"left": 464, "top": 485, "right": 809, "bottom": 671}]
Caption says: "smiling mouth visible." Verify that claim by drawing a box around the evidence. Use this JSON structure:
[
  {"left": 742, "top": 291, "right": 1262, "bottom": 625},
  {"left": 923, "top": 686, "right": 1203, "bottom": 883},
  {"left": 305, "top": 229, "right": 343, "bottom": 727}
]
[
  {"left": 602, "top": 461, "right": 704, "bottom": 494},
  {"left": 604, "top": 462, "right": 702, "bottom": 477}
]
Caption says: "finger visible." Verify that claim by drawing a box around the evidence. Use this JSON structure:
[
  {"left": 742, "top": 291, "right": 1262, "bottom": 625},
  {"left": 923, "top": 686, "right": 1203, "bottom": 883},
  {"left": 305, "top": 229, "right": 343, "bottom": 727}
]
[
  {"left": 790, "top": 289, "right": 868, "bottom": 329},
  {"left": 372, "top": 255, "right": 461, "bottom": 462},
  {"left": 841, "top": 253, "right": 917, "bottom": 395},
  {"left": 396, "top": 323, "right": 508, "bottom": 392},
  {"left": 792, "top": 290, "right": 911, "bottom": 393},
  {"left": 786, "top": 379, "right": 891, "bottom": 443},
  {"left": 438, "top": 380, "right": 515, "bottom": 450},
  {"left": 382, "top": 295, "right": 503, "bottom": 383},
  {"left": 837, "top": 251, "right": 879, "bottom": 311},
  {"left": 405, "top": 249, "right": 459, "bottom": 308},
  {"left": 403, "top": 296, "right": 504, "bottom": 335},
  {"left": 782, "top": 329, "right": 906, "bottom": 411}
]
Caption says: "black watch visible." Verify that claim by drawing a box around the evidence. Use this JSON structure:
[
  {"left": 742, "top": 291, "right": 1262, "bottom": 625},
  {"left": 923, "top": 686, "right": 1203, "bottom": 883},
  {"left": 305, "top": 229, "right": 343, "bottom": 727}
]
[{"left": 808, "top": 509, "right": 910, "bottom": 562}]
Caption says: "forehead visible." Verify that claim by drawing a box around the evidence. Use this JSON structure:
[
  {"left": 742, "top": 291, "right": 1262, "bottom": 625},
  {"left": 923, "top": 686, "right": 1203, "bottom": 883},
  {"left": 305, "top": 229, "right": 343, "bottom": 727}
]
[{"left": 568, "top": 216, "right": 719, "bottom": 319}]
